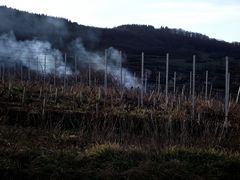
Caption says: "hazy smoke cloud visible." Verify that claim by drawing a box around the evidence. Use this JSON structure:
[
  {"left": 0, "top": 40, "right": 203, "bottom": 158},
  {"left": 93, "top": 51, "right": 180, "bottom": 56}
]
[
  {"left": 70, "top": 38, "right": 140, "bottom": 88},
  {"left": 0, "top": 31, "right": 139, "bottom": 88},
  {"left": 0, "top": 31, "right": 71, "bottom": 75},
  {"left": 0, "top": 7, "right": 140, "bottom": 88}
]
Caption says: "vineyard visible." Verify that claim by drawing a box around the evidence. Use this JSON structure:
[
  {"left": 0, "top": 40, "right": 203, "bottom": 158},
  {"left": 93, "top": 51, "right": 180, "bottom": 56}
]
[{"left": 0, "top": 52, "right": 240, "bottom": 179}]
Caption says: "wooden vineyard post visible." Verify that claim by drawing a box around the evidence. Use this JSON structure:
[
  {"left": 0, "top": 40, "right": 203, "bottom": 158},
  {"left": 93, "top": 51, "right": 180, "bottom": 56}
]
[
  {"left": 181, "top": 85, "right": 185, "bottom": 97},
  {"left": 165, "top": 53, "right": 169, "bottom": 105},
  {"left": 75, "top": 55, "right": 78, "bottom": 84},
  {"left": 144, "top": 71, "right": 147, "bottom": 93},
  {"left": 7, "top": 65, "right": 10, "bottom": 83},
  {"left": 13, "top": 63, "right": 16, "bottom": 81},
  {"left": 209, "top": 84, "right": 212, "bottom": 99},
  {"left": 49, "top": 84, "right": 52, "bottom": 94},
  {"left": 28, "top": 58, "right": 31, "bottom": 82},
  {"left": 134, "top": 72, "right": 136, "bottom": 86},
  {"left": 2, "top": 63, "right": 5, "bottom": 83},
  {"left": 55, "top": 88, "right": 58, "bottom": 103},
  {"left": 120, "top": 51, "right": 123, "bottom": 87},
  {"left": 205, "top": 70, "right": 208, "bottom": 100},
  {"left": 42, "top": 96, "right": 46, "bottom": 121},
  {"left": 44, "top": 55, "right": 46, "bottom": 87},
  {"left": 22, "top": 86, "right": 26, "bottom": 105},
  {"left": 157, "top": 72, "right": 161, "bottom": 94},
  {"left": 104, "top": 49, "right": 108, "bottom": 94},
  {"left": 94, "top": 77, "right": 97, "bottom": 87},
  {"left": 124, "top": 70, "right": 126, "bottom": 87},
  {"left": 192, "top": 55, "right": 196, "bottom": 120},
  {"left": 54, "top": 58, "right": 56, "bottom": 86},
  {"left": 236, "top": 86, "right": 240, "bottom": 104},
  {"left": 224, "top": 57, "right": 229, "bottom": 127},
  {"left": 36, "top": 57, "right": 39, "bottom": 81},
  {"left": 20, "top": 63, "right": 23, "bottom": 84},
  {"left": 0, "top": 64, "right": 2, "bottom": 82},
  {"left": 174, "top": 71, "right": 176, "bottom": 96},
  {"left": 189, "top": 71, "right": 192, "bottom": 96},
  {"left": 141, "top": 52, "right": 144, "bottom": 107},
  {"left": 39, "top": 86, "right": 42, "bottom": 99},
  {"left": 64, "top": 53, "right": 67, "bottom": 89},
  {"left": 88, "top": 63, "right": 91, "bottom": 86},
  {"left": 228, "top": 73, "right": 230, "bottom": 106}
]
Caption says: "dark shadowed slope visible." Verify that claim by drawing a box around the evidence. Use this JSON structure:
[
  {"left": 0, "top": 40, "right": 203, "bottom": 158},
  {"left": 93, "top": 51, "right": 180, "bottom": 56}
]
[
  {"left": 1, "top": 6, "right": 240, "bottom": 90},
  {"left": 1, "top": 6, "right": 240, "bottom": 58}
]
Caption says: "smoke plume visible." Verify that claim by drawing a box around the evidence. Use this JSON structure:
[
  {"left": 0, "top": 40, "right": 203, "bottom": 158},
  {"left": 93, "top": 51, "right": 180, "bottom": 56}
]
[
  {"left": 70, "top": 38, "right": 140, "bottom": 88},
  {"left": 0, "top": 31, "right": 71, "bottom": 75},
  {"left": 0, "top": 31, "right": 139, "bottom": 88}
]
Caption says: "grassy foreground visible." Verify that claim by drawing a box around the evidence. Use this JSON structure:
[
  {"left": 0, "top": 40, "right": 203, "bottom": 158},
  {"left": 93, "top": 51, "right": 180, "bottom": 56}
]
[
  {"left": 0, "top": 126, "right": 240, "bottom": 180},
  {"left": 0, "top": 81, "right": 240, "bottom": 179}
]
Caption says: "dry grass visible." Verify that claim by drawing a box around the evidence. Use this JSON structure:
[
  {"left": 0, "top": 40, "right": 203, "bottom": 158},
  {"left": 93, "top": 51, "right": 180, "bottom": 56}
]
[{"left": 0, "top": 78, "right": 240, "bottom": 179}]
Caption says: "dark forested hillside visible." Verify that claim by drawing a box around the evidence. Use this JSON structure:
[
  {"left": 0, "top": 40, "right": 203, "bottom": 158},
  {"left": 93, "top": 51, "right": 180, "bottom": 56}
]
[
  {"left": 1, "top": 6, "right": 240, "bottom": 58},
  {"left": 1, "top": 6, "right": 240, "bottom": 90}
]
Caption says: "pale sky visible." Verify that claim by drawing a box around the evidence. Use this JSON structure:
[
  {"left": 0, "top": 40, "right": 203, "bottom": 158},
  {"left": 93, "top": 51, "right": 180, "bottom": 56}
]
[{"left": 0, "top": 0, "right": 240, "bottom": 42}]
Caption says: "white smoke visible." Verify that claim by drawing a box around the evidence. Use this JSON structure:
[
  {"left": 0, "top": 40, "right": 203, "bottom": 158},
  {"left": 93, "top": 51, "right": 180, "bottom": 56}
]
[
  {"left": 0, "top": 32, "right": 140, "bottom": 87},
  {"left": 0, "top": 31, "right": 71, "bottom": 75},
  {"left": 70, "top": 38, "right": 140, "bottom": 88}
]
